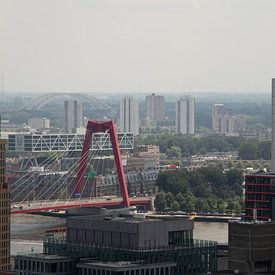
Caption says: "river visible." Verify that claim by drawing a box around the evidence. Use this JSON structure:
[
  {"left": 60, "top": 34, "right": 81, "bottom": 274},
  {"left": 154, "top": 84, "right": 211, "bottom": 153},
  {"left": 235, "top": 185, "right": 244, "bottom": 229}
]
[{"left": 11, "top": 214, "right": 228, "bottom": 256}]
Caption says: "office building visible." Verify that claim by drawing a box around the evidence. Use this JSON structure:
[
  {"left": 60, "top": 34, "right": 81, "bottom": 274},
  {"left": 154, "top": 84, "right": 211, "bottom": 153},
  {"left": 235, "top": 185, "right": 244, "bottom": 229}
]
[
  {"left": 146, "top": 93, "right": 165, "bottom": 127},
  {"left": 0, "top": 139, "right": 10, "bottom": 270},
  {"left": 175, "top": 96, "right": 195, "bottom": 134},
  {"left": 120, "top": 97, "right": 139, "bottom": 136},
  {"left": 14, "top": 213, "right": 218, "bottom": 275},
  {"left": 229, "top": 221, "right": 275, "bottom": 273},
  {"left": 28, "top": 117, "right": 50, "bottom": 130},
  {"left": 64, "top": 100, "right": 83, "bottom": 133}
]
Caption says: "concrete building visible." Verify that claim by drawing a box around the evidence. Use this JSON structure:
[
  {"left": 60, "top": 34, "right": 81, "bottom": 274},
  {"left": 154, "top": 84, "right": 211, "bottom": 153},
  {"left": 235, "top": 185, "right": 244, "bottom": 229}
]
[
  {"left": 146, "top": 93, "right": 165, "bottom": 128},
  {"left": 212, "top": 104, "right": 246, "bottom": 135},
  {"left": 240, "top": 127, "right": 272, "bottom": 142},
  {"left": 77, "top": 261, "right": 177, "bottom": 275},
  {"left": 228, "top": 221, "right": 275, "bottom": 273},
  {"left": 120, "top": 97, "right": 139, "bottom": 136},
  {"left": 14, "top": 254, "right": 76, "bottom": 275},
  {"left": 28, "top": 117, "right": 50, "bottom": 130},
  {"left": 135, "top": 144, "right": 160, "bottom": 166},
  {"left": 175, "top": 96, "right": 195, "bottom": 134},
  {"left": 14, "top": 213, "right": 217, "bottom": 274},
  {"left": 212, "top": 104, "right": 226, "bottom": 132},
  {"left": 64, "top": 100, "right": 83, "bottom": 133},
  {"left": 66, "top": 215, "right": 193, "bottom": 249},
  {"left": 41, "top": 214, "right": 217, "bottom": 275},
  {"left": 0, "top": 140, "right": 10, "bottom": 270}
]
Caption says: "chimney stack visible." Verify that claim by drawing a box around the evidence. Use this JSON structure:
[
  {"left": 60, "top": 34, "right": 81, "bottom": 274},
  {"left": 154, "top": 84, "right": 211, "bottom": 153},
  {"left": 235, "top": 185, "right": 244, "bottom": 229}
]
[{"left": 272, "top": 79, "right": 275, "bottom": 173}]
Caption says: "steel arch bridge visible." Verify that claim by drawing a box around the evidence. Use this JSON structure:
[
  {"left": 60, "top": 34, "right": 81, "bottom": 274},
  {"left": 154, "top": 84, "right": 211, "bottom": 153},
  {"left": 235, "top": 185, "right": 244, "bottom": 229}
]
[{"left": 20, "top": 93, "right": 111, "bottom": 110}]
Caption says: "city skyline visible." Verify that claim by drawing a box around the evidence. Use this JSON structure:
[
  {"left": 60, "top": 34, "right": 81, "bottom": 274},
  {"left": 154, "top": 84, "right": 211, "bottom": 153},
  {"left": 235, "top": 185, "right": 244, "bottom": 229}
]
[{"left": 1, "top": 0, "right": 275, "bottom": 93}]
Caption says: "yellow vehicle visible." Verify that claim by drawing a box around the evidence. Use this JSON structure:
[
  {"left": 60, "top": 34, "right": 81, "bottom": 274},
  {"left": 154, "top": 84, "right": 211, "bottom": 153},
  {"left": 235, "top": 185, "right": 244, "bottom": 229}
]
[{"left": 188, "top": 212, "right": 197, "bottom": 220}]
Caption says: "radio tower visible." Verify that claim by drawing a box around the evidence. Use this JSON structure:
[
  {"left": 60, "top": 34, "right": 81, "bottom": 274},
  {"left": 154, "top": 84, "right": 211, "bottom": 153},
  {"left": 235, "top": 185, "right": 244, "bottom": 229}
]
[{"left": 1, "top": 75, "right": 4, "bottom": 96}]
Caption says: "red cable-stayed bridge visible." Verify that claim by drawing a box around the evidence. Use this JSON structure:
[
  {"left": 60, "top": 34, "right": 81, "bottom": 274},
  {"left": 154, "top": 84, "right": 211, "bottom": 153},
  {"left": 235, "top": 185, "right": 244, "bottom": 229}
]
[{"left": 9, "top": 120, "right": 153, "bottom": 215}]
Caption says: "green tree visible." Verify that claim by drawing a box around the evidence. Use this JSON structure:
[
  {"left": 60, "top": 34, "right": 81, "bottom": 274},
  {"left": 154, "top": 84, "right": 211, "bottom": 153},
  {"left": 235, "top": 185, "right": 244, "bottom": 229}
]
[
  {"left": 175, "top": 193, "right": 185, "bottom": 210},
  {"left": 257, "top": 141, "right": 271, "bottom": 160},
  {"left": 239, "top": 141, "right": 257, "bottom": 160},
  {"left": 154, "top": 192, "right": 167, "bottom": 212},
  {"left": 201, "top": 199, "right": 211, "bottom": 213},
  {"left": 170, "top": 201, "right": 180, "bottom": 212},
  {"left": 184, "top": 191, "right": 196, "bottom": 212},
  {"left": 166, "top": 146, "right": 182, "bottom": 158},
  {"left": 165, "top": 192, "right": 174, "bottom": 209}
]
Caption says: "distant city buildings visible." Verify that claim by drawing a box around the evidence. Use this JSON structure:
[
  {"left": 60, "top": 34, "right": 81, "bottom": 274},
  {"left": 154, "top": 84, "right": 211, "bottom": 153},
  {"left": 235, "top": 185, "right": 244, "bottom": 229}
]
[
  {"left": 119, "top": 96, "right": 139, "bottom": 136},
  {"left": 28, "top": 117, "right": 50, "bottom": 131},
  {"left": 146, "top": 93, "right": 165, "bottom": 128},
  {"left": 0, "top": 139, "right": 10, "bottom": 270},
  {"left": 64, "top": 100, "right": 83, "bottom": 133},
  {"left": 175, "top": 96, "right": 195, "bottom": 134},
  {"left": 212, "top": 104, "right": 246, "bottom": 135},
  {"left": 240, "top": 127, "right": 272, "bottom": 142}
]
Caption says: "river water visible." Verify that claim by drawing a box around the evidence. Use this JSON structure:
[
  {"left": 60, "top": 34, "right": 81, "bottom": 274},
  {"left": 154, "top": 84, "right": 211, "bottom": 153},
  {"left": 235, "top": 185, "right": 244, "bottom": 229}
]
[{"left": 11, "top": 214, "right": 228, "bottom": 256}]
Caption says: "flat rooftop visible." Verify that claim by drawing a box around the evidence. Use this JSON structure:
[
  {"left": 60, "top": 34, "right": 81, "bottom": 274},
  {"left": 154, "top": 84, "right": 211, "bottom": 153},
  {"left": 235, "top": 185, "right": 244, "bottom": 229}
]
[
  {"left": 16, "top": 253, "right": 71, "bottom": 260},
  {"left": 77, "top": 261, "right": 176, "bottom": 269}
]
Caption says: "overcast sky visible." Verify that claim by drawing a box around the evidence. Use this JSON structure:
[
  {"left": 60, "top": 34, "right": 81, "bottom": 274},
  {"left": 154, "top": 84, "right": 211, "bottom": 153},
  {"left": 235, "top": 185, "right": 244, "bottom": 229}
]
[{"left": 1, "top": 0, "right": 275, "bottom": 94}]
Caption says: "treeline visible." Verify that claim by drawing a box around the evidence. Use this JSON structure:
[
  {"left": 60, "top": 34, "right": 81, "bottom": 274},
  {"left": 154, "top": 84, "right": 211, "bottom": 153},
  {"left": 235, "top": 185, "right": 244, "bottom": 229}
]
[
  {"left": 155, "top": 165, "right": 243, "bottom": 213},
  {"left": 136, "top": 134, "right": 271, "bottom": 160}
]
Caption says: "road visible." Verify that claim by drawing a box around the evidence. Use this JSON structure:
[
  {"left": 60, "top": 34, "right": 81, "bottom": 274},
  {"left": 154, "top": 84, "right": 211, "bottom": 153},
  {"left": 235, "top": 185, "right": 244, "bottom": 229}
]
[{"left": 11, "top": 196, "right": 152, "bottom": 214}]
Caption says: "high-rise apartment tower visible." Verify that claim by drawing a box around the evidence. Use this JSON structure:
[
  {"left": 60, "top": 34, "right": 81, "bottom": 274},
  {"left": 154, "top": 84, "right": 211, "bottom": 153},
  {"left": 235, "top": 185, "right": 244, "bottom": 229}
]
[
  {"left": 146, "top": 93, "right": 165, "bottom": 127},
  {"left": 0, "top": 139, "right": 10, "bottom": 269},
  {"left": 176, "top": 96, "right": 195, "bottom": 134},
  {"left": 64, "top": 100, "right": 83, "bottom": 133},
  {"left": 120, "top": 97, "right": 139, "bottom": 136}
]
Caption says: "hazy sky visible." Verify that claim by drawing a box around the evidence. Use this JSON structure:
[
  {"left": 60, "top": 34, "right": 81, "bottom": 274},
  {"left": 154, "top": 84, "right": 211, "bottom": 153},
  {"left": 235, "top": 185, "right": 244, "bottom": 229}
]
[{"left": 1, "top": 0, "right": 275, "bottom": 94}]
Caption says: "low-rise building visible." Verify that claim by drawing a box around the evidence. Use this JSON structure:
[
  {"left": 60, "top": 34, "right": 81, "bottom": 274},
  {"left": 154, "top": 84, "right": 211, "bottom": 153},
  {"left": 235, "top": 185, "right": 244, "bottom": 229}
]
[
  {"left": 28, "top": 117, "right": 50, "bottom": 130},
  {"left": 14, "top": 254, "right": 76, "bottom": 275}
]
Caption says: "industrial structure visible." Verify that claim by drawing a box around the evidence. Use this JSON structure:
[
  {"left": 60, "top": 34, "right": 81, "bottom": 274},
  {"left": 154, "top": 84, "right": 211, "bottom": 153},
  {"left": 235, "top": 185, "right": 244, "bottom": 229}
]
[
  {"left": 8, "top": 132, "right": 134, "bottom": 152},
  {"left": 7, "top": 121, "right": 151, "bottom": 214}
]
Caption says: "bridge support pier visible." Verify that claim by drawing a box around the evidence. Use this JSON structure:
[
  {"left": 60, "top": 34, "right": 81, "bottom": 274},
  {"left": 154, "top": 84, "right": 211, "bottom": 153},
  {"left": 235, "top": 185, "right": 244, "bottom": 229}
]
[{"left": 75, "top": 120, "right": 130, "bottom": 208}]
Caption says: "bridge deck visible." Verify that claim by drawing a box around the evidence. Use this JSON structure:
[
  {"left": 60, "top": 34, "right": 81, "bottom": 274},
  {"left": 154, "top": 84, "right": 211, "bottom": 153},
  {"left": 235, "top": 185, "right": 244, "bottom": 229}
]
[{"left": 11, "top": 197, "right": 151, "bottom": 214}]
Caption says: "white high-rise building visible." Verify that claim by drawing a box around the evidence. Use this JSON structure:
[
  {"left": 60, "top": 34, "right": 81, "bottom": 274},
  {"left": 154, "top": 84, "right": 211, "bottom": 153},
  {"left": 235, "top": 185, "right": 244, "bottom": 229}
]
[
  {"left": 120, "top": 97, "right": 139, "bottom": 136},
  {"left": 146, "top": 93, "right": 165, "bottom": 127},
  {"left": 175, "top": 96, "right": 195, "bottom": 134},
  {"left": 64, "top": 100, "right": 83, "bottom": 133}
]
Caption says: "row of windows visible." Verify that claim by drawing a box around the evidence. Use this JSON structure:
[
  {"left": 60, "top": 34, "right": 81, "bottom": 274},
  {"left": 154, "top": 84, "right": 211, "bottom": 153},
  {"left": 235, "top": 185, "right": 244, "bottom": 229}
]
[
  {"left": 168, "top": 230, "right": 193, "bottom": 245},
  {"left": 246, "top": 176, "right": 275, "bottom": 185},
  {"left": 80, "top": 266, "right": 175, "bottom": 275},
  {"left": 15, "top": 259, "right": 74, "bottom": 273},
  {"left": 246, "top": 185, "right": 275, "bottom": 193}
]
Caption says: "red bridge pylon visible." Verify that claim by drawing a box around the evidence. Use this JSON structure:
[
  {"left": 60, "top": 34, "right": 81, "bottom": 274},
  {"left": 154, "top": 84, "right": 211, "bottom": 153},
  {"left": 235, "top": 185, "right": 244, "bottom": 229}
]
[{"left": 75, "top": 120, "right": 130, "bottom": 208}]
